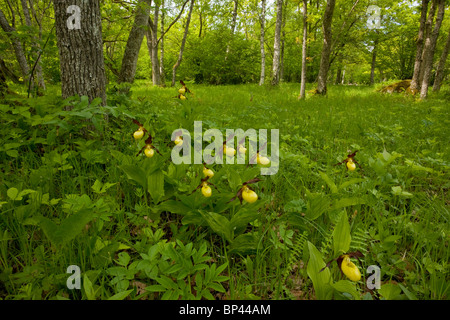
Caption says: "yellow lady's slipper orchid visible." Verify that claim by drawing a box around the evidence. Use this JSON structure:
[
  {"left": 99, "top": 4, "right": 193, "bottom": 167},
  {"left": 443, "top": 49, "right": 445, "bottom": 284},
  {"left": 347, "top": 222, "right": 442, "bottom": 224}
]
[{"left": 341, "top": 255, "right": 361, "bottom": 282}]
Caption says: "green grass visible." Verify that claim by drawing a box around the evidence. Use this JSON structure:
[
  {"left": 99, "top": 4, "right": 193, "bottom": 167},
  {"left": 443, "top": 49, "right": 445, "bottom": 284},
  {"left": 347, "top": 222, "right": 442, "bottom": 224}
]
[{"left": 0, "top": 81, "right": 448, "bottom": 300}]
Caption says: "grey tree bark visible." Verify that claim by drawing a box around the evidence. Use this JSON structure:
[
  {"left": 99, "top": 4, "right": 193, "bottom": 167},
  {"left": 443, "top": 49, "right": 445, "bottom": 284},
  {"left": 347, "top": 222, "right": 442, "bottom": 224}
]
[
  {"left": 271, "top": 0, "right": 283, "bottom": 86},
  {"left": 316, "top": 0, "right": 336, "bottom": 95},
  {"left": 410, "top": 0, "right": 430, "bottom": 93},
  {"left": 259, "top": 0, "right": 266, "bottom": 86},
  {"left": 172, "top": 0, "right": 195, "bottom": 87},
  {"left": 147, "top": 3, "right": 161, "bottom": 86},
  {"left": 420, "top": 0, "right": 445, "bottom": 99},
  {"left": 0, "top": 8, "right": 30, "bottom": 84},
  {"left": 160, "top": 0, "right": 166, "bottom": 87},
  {"left": 52, "top": 0, "right": 106, "bottom": 105},
  {"left": 118, "top": 0, "right": 151, "bottom": 84},
  {"left": 370, "top": 37, "right": 378, "bottom": 85},
  {"left": 433, "top": 25, "right": 450, "bottom": 92},
  {"left": 299, "top": 0, "right": 307, "bottom": 99}
]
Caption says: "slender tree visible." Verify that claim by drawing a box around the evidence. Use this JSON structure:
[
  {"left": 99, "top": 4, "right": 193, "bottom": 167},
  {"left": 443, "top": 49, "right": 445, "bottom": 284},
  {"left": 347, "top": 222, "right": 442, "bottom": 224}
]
[
  {"left": 160, "top": 0, "right": 166, "bottom": 87},
  {"left": 20, "top": 0, "right": 45, "bottom": 91},
  {"left": 410, "top": 0, "right": 430, "bottom": 93},
  {"left": 52, "top": 0, "right": 106, "bottom": 105},
  {"left": 299, "top": 0, "right": 307, "bottom": 99},
  {"left": 0, "top": 8, "right": 30, "bottom": 85},
  {"left": 433, "top": 25, "right": 450, "bottom": 92},
  {"left": 225, "top": 0, "right": 239, "bottom": 61},
  {"left": 316, "top": 0, "right": 336, "bottom": 95},
  {"left": 147, "top": 0, "right": 189, "bottom": 86},
  {"left": 259, "top": 0, "right": 266, "bottom": 86},
  {"left": 172, "top": 0, "right": 195, "bottom": 86},
  {"left": 420, "top": 0, "right": 445, "bottom": 99},
  {"left": 147, "top": 2, "right": 161, "bottom": 85},
  {"left": 271, "top": 0, "right": 283, "bottom": 86},
  {"left": 118, "top": 0, "right": 151, "bottom": 84}
]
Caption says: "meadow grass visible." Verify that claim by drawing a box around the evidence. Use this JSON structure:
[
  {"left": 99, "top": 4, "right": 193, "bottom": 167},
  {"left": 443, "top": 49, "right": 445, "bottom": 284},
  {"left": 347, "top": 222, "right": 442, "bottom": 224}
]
[{"left": 0, "top": 81, "right": 448, "bottom": 300}]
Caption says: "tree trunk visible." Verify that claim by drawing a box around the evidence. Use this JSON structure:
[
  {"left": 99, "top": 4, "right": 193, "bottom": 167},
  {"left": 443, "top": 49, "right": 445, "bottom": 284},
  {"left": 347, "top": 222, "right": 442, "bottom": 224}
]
[
  {"left": 418, "top": 0, "right": 437, "bottom": 88},
  {"left": 118, "top": 0, "right": 151, "bottom": 84},
  {"left": 259, "top": 0, "right": 266, "bottom": 86},
  {"left": 52, "top": 0, "right": 106, "bottom": 105},
  {"left": 171, "top": 0, "right": 195, "bottom": 86},
  {"left": 420, "top": 0, "right": 445, "bottom": 99},
  {"left": 147, "top": 3, "right": 161, "bottom": 86},
  {"left": 316, "top": 0, "right": 336, "bottom": 95},
  {"left": 0, "top": 8, "right": 30, "bottom": 84},
  {"left": 20, "top": 0, "right": 45, "bottom": 91},
  {"left": 410, "top": 0, "right": 430, "bottom": 93},
  {"left": 433, "top": 25, "right": 450, "bottom": 92},
  {"left": 279, "top": 0, "right": 288, "bottom": 82},
  {"left": 160, "top": 0, "right": 166, "bottom": 87},
  {"left": 335, "top": 65, "right": 342, "bottom": 84},
  {"left": 370, "top": 37, "right": 378, "bottom": 85},
  {"left": 299, "top": 0, "right": 307, "bottom": 99},
  {"left": 271, "top": 0, "right": 283, "bottom": 86},
  {"left": 225, "top": 0, "right": 238, "bottom": 60}
]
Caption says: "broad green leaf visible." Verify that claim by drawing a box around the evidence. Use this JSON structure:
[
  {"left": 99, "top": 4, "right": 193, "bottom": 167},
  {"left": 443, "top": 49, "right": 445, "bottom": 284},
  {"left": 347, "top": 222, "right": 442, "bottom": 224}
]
[
  {"left": 332, "top": 197, "right": 365, "bottom": 210},
  {"left": 332, "top": 280, "right": 360, "bottom": 300},
  {"left": 7, "top": 188, "right": 19, "bottom": 200},
  {"left": 319, "top": 171, "right": 338, "bottom": 193},
  {"left": 147, "top": 170, "right": 164, "bottom": 203},
  {"left": 199, "top": 211, "right": 232, "bottom": 242},
  {"left": 146, "top": 285, "right": 166, "bottom": 292},
  {"left": 34, "top": 208, "right": 95, "bottom": 247},
  {"left": 306, "top": 241, "right": 333, "bottom": 300},
  {"left": 398, "top": 283, "right": 418, "bottom": 300},
  {"left": 84, "top": 274, "right": 96, "bottom": 300},
  {"left": 6, "top": 150, "right": 19, "bottom": 158},
  {"left": 306, "top": 193, "right": 330, "bottom": 220},
  {"left": 333, "top": 211, "right": 351, "bottom": 256},
  {"left": 120, "top": 165, "right": 147, "bottom": 189},
  {"left": 379, "top": 283, "right": 402, "bottom": 300},
  {"left": 230, "top": 208, "right": 260, "bottom": 234},
  {"left": 338, "top": 178, "right": 365, "bottom": 191},
  {"left": 108, "top": 289, "right": 134, "bottom": 300},
  {"left": 229, "top": 233, "right": 258, "bottom": 255}
]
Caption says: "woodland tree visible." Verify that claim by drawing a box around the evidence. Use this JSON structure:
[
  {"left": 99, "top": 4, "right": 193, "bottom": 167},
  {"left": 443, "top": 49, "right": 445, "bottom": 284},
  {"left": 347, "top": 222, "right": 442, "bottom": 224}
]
[
  {"left": 316, "top": 0, "right": 336, "bottom": 95},
  {"left": 118, "top": 0, "right": 151, "bottom": 84},
  {"left": 172, "top": 0, "right": 195, "bottom": 86},
  {"left": 52, "top": 0, "right": 106, "bottom": 105},
  {"left": 271, "top": 0, "right": 283, "bottom": 86},
  {"left": 420, "top": 0, "right": 445, "bottom": 99},
  {"left": 433, "top": 24, "right": 450, "bottom": 92},
  {"left": 299, "top": 0, "right": 307, "bottom": 99}
]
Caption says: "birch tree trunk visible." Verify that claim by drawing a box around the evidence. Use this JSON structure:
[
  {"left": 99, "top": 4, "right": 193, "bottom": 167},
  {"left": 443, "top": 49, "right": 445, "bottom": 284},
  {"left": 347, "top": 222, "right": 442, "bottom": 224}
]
[
  {"left": 316, "top": 0, "right": 336, "bottom": 95},
  {"left": 271, "top": 0, "right": 283, "bottom": 86},
  {"left": 172, "top": 0, "right": 195, "bottom": 86},
  {"left": 420, "top": 0, "right": 445, "bottom": 99},
  {"left": 118, "top": 0, "right": 150, "bottom": 84},
  {"left": 370, "top": 37, "right": 378, "bottom": 85},
  {"left": 279, "top": 0, "right": 288, "bottom": 82},
  {"left": 299, "top": 0, "right": 307, "bottom": 99},
  {"left": 432, "top": 25, "right": 450, "bottom": 92},
  {"left": 410, "top": 0, "right": 430, "bottom": 93},
  {"left": 0, "top": 8, "right": 30, "bottom": 84},
  {"left": 259, "top": 0, "right": 266, "bottom": 86},
  {"left": 52, "top": 0, "right": 106, "bottom": 105},
  {"left": 160, "top": 0, "right": 166, "bottom": 87},
  {"left": 147, "top": 3, "right": 161, "bottom": 86}
]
